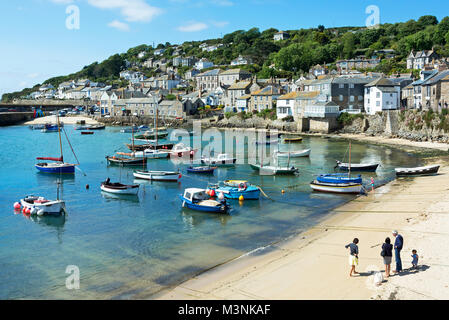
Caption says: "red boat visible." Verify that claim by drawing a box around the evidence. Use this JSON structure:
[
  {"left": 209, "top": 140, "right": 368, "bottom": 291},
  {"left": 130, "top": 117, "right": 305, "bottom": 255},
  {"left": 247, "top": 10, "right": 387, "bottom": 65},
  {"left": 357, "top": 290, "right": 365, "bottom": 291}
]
[{"left": 81, "top": 131, "right": 94, "bottom": 135}]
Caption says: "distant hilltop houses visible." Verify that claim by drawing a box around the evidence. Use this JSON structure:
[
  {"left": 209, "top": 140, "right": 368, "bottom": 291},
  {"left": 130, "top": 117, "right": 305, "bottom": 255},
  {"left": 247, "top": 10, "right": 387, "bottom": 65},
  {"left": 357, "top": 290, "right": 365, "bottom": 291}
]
[{"left": 22, "top": 40, "right": 449, "bottom": 132}]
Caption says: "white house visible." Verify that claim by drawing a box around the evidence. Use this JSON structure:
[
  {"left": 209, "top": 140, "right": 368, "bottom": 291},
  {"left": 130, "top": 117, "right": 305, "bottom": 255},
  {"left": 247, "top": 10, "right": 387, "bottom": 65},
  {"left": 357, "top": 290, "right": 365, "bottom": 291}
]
[
  {"left": 195, "top": 58, "right": 214, "bottom": 70},
  {"left": 236, "top": 94, "right": 251, "bottom": 112},
  {"left": 274, "top": 31, "right": 290, "bottom": 41},
  {"left": 231, "top": 55, "right": 253, "bottom": 66},
  {"left": 100, "top": 91, "right": 118, "bottom": 115},
  {"left": 364, "top": 78, "right": 401, "bottom": 115}
]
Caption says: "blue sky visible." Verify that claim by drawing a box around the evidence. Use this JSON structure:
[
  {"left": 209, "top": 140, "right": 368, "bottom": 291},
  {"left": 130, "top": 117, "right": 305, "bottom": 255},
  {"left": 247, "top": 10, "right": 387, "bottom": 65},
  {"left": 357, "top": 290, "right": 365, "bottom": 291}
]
[{"left": 1, "top": 0, "right": 448, "bottom": 96}]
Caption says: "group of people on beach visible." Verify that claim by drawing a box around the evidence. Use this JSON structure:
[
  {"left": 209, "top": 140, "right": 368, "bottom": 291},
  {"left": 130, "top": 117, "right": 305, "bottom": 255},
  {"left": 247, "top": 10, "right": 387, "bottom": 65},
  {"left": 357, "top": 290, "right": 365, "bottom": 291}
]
[{"left": 345, "top": 230, "right": 419, "bottom": 278}]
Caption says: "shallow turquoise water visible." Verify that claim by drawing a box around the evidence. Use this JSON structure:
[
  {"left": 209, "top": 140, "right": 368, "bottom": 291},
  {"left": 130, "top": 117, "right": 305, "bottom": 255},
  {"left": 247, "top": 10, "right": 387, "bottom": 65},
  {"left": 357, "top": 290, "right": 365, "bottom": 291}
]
[{"left": 0, "top": 125, "right": 421, "bottom": 299}]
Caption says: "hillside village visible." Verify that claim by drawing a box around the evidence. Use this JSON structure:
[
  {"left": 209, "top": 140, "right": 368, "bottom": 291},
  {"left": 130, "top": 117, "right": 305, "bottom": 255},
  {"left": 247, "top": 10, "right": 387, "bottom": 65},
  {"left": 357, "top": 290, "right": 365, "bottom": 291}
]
[{"left": 4, "top": 16, "right": 449, "bottom": 132}]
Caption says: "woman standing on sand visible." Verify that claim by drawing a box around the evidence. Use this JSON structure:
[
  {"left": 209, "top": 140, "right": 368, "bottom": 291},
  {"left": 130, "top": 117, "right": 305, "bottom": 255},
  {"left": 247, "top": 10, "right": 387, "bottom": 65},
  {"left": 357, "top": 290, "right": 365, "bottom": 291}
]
[
  {"left": 345, "top": 238, "right": 359, "bottom": 277},
  {"left": 381, "top": 237, "right": 393, "bottom": 278}
]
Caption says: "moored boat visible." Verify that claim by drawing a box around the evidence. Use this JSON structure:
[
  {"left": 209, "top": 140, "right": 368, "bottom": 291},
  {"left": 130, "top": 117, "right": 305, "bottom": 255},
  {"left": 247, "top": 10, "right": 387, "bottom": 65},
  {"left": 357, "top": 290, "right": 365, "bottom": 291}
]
[
  {"left": 395, "top": 165, "right": 440, "bottom": 177},
  {"left": 201, "top": 154, "right": 236, "bottom": 166},
  {"left": 336, "top": 161, "right": 379, "bottom": 172},
  {"left": 100, "top": 179, "right": 139, "bottom": 195},
  {"left": 210, "top": 182, "right": 260, "bottom": 200},
  {"left": 283, "top": 136, "right": 303, "bottom": 143},
  {"left": 131, "top": 149, "right": 170, "bottom": 159},
  {"left": 87, "top": 124, "right": 106, "bottom": 130},
  {"left": 180, "top": 188, "right": 229, "bottom": 214},
  {"left": 133, "top": 170, "right": 182, "bottom": 182},
  {"left": 310, "top": 181, "right": 363, "bottom": 194},
  {"left": 275, "top": 149, "right": 311, "bottom": 158},
  {"left": 19, "top": 196, "right": 66, "bottom": 216},
  {"left": 250, "top": 164, "right": 299, "bottom": 175},
  {"left": 187, "top": 166, "right": 217, "bottom": 174},
  {"left": 106, "top": 155, "right": 147, "bottom": 166},
  {"left": 81, "top": 131, "right": 94, "bottom": 135}
]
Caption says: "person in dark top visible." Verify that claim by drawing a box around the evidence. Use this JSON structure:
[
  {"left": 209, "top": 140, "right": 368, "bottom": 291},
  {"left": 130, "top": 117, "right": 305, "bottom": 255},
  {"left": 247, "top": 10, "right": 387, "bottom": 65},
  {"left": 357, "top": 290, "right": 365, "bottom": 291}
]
[
  {"left": 345, "top": 238, "right": 359, "bottom": 277},
  {"left": 392, "top": 230, "right": 404, "bottom": 273},
  {"left": 381, "top": 237, "right": 393, "bottom": 278}
]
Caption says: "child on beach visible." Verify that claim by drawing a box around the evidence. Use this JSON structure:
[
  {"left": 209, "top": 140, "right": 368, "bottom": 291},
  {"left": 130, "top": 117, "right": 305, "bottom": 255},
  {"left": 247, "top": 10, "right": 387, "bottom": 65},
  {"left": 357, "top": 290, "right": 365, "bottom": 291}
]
[
  {"left": 411, "top": 250, "right": 419, "bottom": 269},
  {"left": 345, "top": 238, "right": 359, "bottom": 277}
]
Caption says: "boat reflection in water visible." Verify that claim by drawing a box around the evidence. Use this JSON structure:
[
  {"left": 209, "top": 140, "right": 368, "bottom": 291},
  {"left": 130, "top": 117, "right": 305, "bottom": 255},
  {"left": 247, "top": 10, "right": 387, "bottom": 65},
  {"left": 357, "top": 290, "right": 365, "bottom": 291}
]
[
  {"left": 101, "top": 191, "right": 140, "bottom": 203},
  {"left": 181, "top": 210, "right": 232, "bottom": 229},
  {"left": 19, "top": 211, "right": 66, "bottom": 243}
]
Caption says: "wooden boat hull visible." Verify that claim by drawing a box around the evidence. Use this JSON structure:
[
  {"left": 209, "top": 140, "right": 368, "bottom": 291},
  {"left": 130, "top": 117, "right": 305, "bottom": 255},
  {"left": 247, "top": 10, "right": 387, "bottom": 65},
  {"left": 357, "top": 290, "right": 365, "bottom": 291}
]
[
  {"left": 133, "top": 170, "right": 181, "bottom": 182},
  {"left": 88, "top": 125, "right": 106, "bottom": 130},
  {"left": 35, "top": 163, "right": 76, "bottom": 174},
  {"left": 133, "top": 151, "right": 170, "bottom": 159},
  {"left": 81, "top": 131, "right": 94, "bottom": 135},
  {"left": 180, "top": 195, "right": 228, "bottom": 213},
  {"left": 283, "top": 137, "right": 303, "bottom": 143},
  {"left": 316, "top": 174, "right": 362, "bottom": 184},
  {"left": 100, "top": 184, "right": 139, "bottom": 195},
  {"left": 135, "top": 132, "right": 168, "bottom": 140},
  {"left": 128, "top": 143, "right": 174, "bottom": 151},
  {"left": 106, "top": 156, "right": 147, "bottom": 166},
  {"left": 20, "top": 197, "right": 65, "bottom": 215},
  {"left": 337, "top": 162, "right": 379, "bottom": 172},
  {"left": 395, "top": 165, "right": 440, "bottom": 177},
  {"left": 310, "top": 181, "right": 363, "bottom": 194},
  {"left": 275, "top": 149, "right": 311, "bottom": 158}
]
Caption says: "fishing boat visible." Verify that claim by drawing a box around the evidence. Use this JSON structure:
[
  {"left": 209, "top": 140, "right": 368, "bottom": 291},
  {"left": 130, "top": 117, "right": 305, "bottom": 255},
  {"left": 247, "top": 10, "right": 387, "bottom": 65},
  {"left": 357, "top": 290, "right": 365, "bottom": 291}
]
[
  {"left": 128, "top": 143, "right": 174, "bottom": 152},
  {"left": 310, "top": 142, "right": 363, "bottom": 194},
  {"left": 187, "top": 166, "right": 217, "bottom": 174},
  {"left": 180, "top": 188, "right": 229, "bottom": 213},
  {"left": 81, "top": 131, "right": 94, "bottom": 135},
  {"left": 74, "top": 125, "right": 89, "bottom": 131},
  {"left": 209, "top": 182, "right": 260, "bottom": 200},
  {"left": 138, "top": 125, "right": 149, "bottom": 131},
  {"left": 35, "top": 116, "right": 78, "bottom": 174},
  {"left": 201, "top": 154, "right": 236, "bottom": 166},
  {"left": 29, "top": 124, "right": 46, "bottom": 130},
  {"left": 133, "top": 170, "right": 182, "bottom": 182},
  {"left": 250, "top": 164, "right": 299, "bottom": 175},
  {"left": 41, "top": 126, "right": 59, "bottom": 133},
  {"left": 100, "top": 178, "right": 139, "bottom": 195},
  {"left": 395, "top": 165, "right": 440, "bottom": 177},
  {"left": 283, "top": 136, "right": 303, "bottom": 143},
  {"left": 19, "top": 195, "right": 66, "bottom": 216},
  {"left": 275, "top": 149, "right": 311, "bottom": 158}
]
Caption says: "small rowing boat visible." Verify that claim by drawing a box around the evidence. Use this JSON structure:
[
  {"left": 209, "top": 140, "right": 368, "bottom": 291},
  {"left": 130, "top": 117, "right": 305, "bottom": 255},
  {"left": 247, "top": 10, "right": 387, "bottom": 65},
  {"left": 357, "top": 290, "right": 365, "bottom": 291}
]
[
  {"left": 201, "top": 154, "right": 236, "bottom": 166},
  {"left": 250, "top": 164, "right": 299, "bottom": 175},
  {"left": 283, "top": 136, "right": 303, "bottom": 143},
  {"left": 100, "top": 179, "right": 139, "bottom": 195},
  {"left": 81, "top": 131, "right": 94, "bottom": 135},
  {"left": 395, "top": 165, "right": 440, "bottom": 177},
  {"left": 209, "top": 182, "right": 261, "bottom": 200},
  {"left": 133, "top": 170, "right": 182, "bottom": 182}
]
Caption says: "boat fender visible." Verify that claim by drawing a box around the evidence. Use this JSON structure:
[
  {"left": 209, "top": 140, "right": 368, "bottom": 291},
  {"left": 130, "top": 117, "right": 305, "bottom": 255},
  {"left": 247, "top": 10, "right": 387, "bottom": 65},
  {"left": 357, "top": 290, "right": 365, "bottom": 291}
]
[
  {"left": 37, "top": 209, "right": 45, "bottom": 216},
  {"left": 25, "top": 208, "right": 32, "bottom": 215},
  {"left": 23, "top": 207, "right": 27, "bottom": 214},
  {"left": 210, "top": 189, "right": 216, "bottom": 197},
  {"left": 182, "top": 201, "right": 186, "bottom": 208},
  {"left": 178, "top": 174, "right": 182, "bottom": 180},
  {"left": 31, "top": 208, "right": 38, "bottom": 215},
  {"left": 218, "top": 192, "right": 225, "bottom": 201},
  {"left": 86, "top": 184, "right": 90, "bottom": 190},
  {"left": 14, "top": 202, "right": 21, "bottom": 210},
  {"left": 239, "top": 195, "right": 244, "bottom": 201}
]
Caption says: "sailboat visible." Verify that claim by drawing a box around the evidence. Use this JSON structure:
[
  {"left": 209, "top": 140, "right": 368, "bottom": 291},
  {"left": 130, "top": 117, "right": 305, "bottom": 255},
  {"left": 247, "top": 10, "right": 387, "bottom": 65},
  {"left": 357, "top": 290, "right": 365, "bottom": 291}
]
[
  {"left": 250, "top": 141, "right": 298, "bottom": 175},
  {"left": 310, "top": 142, "right": 363, "bottom": 194},
  {"left": 35, "top": 116, "right": 78, "bottom": 174},
  {"left": 106, "top": 127, "right": 148, "bottom": 166}
]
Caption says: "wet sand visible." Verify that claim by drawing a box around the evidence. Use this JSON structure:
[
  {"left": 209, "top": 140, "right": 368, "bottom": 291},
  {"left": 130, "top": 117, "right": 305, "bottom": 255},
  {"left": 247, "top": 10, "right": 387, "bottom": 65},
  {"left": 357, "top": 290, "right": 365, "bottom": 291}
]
[
  {"left": 24, "top": 115, "right": 99, "bottom": 125},
  {"left": 155, "top": 160, "right": 449, "bottom": 300}
]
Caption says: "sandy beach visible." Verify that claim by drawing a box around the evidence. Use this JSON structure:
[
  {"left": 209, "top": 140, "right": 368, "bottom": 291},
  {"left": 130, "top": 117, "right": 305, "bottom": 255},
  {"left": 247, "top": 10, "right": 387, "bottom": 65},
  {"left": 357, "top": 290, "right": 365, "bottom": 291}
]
[
  {"left": 24, "top": 115, "right": 99, "bottom": 125},
  {"left": 156, "top": 159, "right": 449, "bottom": 300}
]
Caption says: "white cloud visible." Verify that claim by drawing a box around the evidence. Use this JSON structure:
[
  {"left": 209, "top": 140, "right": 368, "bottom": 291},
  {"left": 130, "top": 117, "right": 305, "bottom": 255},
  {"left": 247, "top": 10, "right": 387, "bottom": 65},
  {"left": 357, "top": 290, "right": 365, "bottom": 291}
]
[
  {"left": 108, "top": 20, "right": 130, "bottom": 31},
  {"left": 177, "top": 22, "right": 208, "bottom": 32},
  {"left": 87, "top": 0, "right": 163, "bottom": 22}
]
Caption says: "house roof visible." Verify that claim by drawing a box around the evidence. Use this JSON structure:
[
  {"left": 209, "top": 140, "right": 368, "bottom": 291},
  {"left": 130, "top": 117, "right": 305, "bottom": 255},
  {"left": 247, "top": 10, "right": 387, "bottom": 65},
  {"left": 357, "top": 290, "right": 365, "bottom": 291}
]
[
  {"left": 196, "top": 69, "right": 222, "bottom": 77},
  {"left": 424, "top": 70, "right": 449, "bottom": 85},
  {"left": 365, "top": 77, "right": 396, "bottom": 87},
  {"left": 252, "top": 85, "right": 280, "bottom": 96},
  {"left": 237, "top": 94, "right": 252, "bottom": 100},
  {"left": 228, "top": 81, "right": 251, "bottom": 90},
  {"left": 220, "top": 68, "right": 252, "bottom": 76}
]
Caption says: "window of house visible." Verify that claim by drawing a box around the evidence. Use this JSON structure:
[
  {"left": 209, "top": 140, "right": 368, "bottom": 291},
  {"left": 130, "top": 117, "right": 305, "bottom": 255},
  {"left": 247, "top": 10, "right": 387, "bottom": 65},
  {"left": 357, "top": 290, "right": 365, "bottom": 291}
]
[
  {"left": 358, "top": 95, "right": 363, "bottom": 101},
  {"left": 339, "top": 84, "right": 345, "bottom": 89},
  {"left": 350, "top": 96, "right": 355, "bottom": 102},
  {"left": 376, "top": 92, "right": 380, "bottom": 98},
  {"left": 349, "top": 84, "right": 354, "bottom": 89},
  {"left": 339, "top": 95, "right": 343, "bottom": 101},
  {"left": 376, "top": 101, "right": 380, "bottom": 106}
]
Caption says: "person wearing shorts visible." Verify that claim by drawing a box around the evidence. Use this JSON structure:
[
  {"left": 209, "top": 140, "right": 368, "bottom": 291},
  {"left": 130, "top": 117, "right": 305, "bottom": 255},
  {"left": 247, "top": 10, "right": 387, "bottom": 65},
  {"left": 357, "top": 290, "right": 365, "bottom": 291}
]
[{"left": 345, "top": 238, "right": 359, "bottom": 277}]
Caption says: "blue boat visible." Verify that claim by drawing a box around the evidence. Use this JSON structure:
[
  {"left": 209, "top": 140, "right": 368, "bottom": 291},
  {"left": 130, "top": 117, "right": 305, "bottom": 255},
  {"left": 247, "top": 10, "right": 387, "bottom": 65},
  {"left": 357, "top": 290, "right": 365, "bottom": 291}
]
[
  {"left": 316, "top": 173, "right": 362, "bottom": 185},
  {"left": 210, "top": 183, "right": 261, "bottom": 200},
  {"left": 187, "top": 166, "right": 217, "bottom": 174},
  {"left": 180, "top": 188, "right": 229, "bottom": 214}
]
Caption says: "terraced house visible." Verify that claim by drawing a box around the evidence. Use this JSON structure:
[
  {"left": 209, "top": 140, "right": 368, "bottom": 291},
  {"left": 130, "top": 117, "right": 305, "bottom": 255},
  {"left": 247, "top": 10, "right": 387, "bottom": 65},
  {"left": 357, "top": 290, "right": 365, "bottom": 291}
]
[
  {"left": 195, "top": 69, "right": 222, "bottom": 91},
  {"left": 250, "top": 85, "right": 282, "bottom": 112},
  {"left": 218, "top": 69, "right": 252, "bottom": 86}
]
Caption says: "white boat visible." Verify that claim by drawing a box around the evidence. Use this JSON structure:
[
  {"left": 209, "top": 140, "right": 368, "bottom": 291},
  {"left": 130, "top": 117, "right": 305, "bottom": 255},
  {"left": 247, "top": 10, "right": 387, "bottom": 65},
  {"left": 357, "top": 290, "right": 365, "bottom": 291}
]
[
  {"left": 133, "top": 170, "right": 182, "bottom": 182},
  {"left": 132, "top": 149, "right": 170, "bottom": 159},
  {"left": 201, "top": 154, "right": 237, "bottom": 166},
  {"left": 100, "top": 180, "right": 140, "bottom": 195},
  {"left": 310, "top": 181, "right": 363, "bottom": 194},
  {"left": 250, "top": 164, "right": 299, "bottom": 175},
  {"left": 275, "top": 149, "right": 311, "bottom": 158},
  {"left": 20, "top": 196, "right": 66, "bottom": 216}
]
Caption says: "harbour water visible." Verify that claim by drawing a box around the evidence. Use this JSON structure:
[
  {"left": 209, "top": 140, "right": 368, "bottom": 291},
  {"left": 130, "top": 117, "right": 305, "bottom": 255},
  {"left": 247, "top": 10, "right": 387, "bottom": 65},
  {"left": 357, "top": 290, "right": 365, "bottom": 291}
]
[{"left": 0, "top": 125, "right": 422, "bottom": 299}]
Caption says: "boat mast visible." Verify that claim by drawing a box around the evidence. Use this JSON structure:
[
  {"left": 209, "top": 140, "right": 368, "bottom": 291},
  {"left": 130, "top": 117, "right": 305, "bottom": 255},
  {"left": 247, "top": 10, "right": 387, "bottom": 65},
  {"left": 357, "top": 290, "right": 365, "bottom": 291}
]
[
  {"left": 287, "top": 141, "right": 291, "bottom": 168},
  {"left": 57, "top": 115, "right": 63, "bottom": 163}
]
